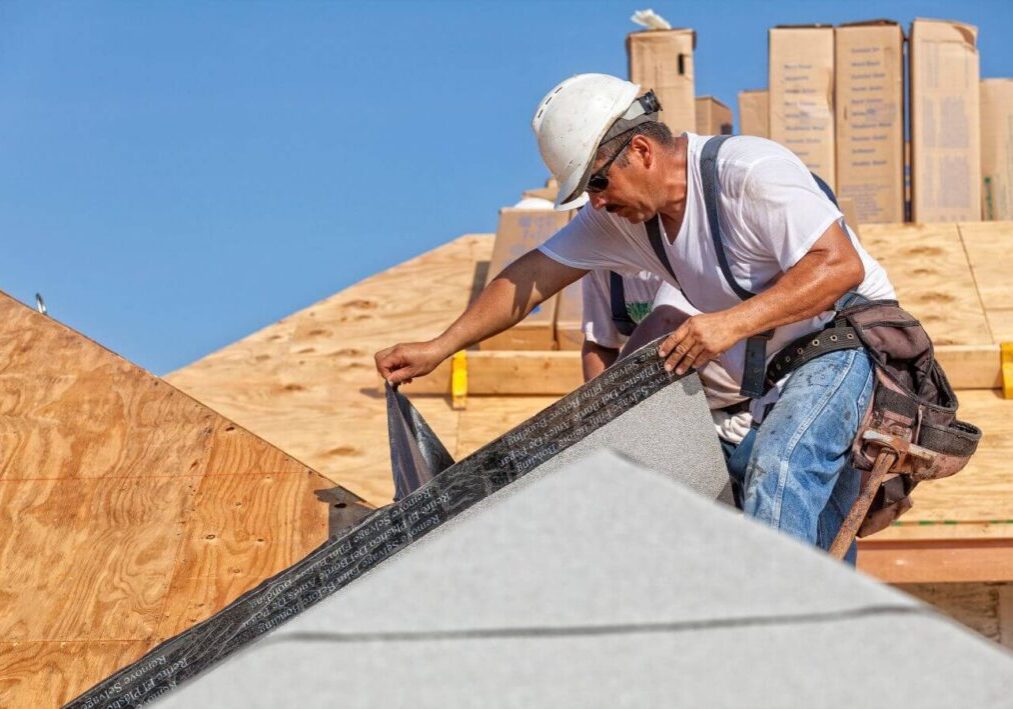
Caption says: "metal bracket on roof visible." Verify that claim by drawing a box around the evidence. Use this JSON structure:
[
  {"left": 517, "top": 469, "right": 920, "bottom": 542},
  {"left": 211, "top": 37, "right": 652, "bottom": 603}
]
[{"left": 451, "top": 350, "right": 468, "bottom": 410}]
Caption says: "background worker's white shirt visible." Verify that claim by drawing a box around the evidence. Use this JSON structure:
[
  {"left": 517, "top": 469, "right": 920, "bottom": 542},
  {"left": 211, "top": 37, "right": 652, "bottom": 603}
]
[
  {"left": 582, "top": 268, "right": 751, "bottom": 443},
  {"left": 581, "top": 269, "right": 658, "bottom": 349},
  {"left": 539, "top": 133, "right": 896, "bottom": 390}
]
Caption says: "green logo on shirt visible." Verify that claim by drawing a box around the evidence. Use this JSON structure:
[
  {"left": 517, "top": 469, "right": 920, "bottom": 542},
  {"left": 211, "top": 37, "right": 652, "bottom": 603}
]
[{"left": 627, "top": 301, "right": 652, "bottom": 324}]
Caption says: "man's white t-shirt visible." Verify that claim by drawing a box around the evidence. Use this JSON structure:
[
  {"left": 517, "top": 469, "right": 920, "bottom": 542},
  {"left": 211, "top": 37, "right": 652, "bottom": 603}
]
[
  {"left": 582, "top": 268, "right": 752, "bottom": 443},
  {"left": 540, "top": 133, "right": 895, "bottom": 403}
]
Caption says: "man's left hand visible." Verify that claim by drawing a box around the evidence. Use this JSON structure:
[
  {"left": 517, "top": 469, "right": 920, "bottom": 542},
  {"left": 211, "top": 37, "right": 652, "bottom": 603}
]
[{"left": 657, "top": 311, "right": 744, "bottom": 375}]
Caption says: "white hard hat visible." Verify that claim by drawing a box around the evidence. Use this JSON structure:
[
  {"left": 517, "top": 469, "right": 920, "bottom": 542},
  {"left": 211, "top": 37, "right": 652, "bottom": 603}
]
[{"left": 531, "top": 73, "right": 659, "bottom": 210}]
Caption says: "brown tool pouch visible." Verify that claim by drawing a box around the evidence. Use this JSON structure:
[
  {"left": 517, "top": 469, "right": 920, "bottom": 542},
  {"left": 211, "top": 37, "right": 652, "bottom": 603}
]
[{"left": 769, "top": 300, "right": 981, "bottom": 537}]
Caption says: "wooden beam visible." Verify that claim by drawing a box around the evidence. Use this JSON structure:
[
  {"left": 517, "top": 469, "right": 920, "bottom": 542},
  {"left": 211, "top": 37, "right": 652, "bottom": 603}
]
[
  {"left": 401, "top": 351, "right": 583, "bottom": 396},
  {"left": 940, "top": 344, "right": 1003, "bottom": 389},
  {"left": 857, "top": 537, "right": 1013, "bottom": 583},
  {"left": 401, "top": 343, "right": 1002, "bottom": 396}
]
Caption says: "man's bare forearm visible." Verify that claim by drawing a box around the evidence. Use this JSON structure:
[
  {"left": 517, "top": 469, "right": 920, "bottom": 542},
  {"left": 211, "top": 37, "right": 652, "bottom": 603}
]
[
  {"left": 432, "top": 249, "right": 587, "bottom": 357},
  {"left": 719, "top": 224, "right": 864, "bottom": 341},
  {"left": 433, "top": 277, "right": 536, "bottom": 355}
]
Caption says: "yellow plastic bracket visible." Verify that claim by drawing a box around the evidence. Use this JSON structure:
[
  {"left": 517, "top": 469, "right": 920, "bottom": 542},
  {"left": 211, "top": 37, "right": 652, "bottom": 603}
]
[
  {"left": 1002, "top": 342, "right": 1013, "bottom": 400},
  {"left": 451, "top": 350, "right": 468, "bottom": 410}
]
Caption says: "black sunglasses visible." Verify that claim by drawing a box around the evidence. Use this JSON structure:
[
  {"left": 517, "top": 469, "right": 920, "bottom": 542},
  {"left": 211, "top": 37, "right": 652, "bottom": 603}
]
[{"left": 586, "top": 134, "right": 635, "bottom": 194}]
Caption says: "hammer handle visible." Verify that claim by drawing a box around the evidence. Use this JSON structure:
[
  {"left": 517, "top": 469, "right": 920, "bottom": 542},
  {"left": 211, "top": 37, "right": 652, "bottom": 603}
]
[{"left": 829, "top": 450, "right": 897, "bottom": 559}]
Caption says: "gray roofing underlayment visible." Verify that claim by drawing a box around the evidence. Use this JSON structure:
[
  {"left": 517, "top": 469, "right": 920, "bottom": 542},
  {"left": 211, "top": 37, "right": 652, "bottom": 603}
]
[
  {"left": 68, "top": 341, "right": 1013, "bottom": 708},
  {"left": 161, "top": 449, "right": 1013, "bottom": 709}
]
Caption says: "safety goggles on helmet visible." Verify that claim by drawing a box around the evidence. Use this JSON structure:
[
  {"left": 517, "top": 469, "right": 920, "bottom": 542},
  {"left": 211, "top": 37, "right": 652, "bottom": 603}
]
[
  {"left": 566, "top": 90, "right": 662, "bottom": 203},
  {"left": 585, "top": 135, "right": 635, "bottom": 194}
]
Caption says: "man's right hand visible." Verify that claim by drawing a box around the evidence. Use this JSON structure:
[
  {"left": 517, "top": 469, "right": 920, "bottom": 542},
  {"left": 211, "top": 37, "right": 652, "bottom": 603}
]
[{"left": 374, "top": 340, "right": 449, "bottom": 386}]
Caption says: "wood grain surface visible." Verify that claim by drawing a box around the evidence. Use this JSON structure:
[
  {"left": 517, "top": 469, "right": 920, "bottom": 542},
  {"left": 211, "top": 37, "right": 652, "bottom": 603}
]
[
  {"left": 0, "top": 640, "right": 151, "bottom": 708},
  {"left": 169, "top": 226, "right": 1013, "bottom": 533},
  {"left": 0, "top": 291, "right": 370, "bottom": 706},
  {"left": 957, "top": 221, "right": 1013, "bottom": 341},
  {"left": 167, "top": 235, "right": 494, "bottom": 506},
  {"left": 165, "top": 225, "right": 1012, "bottom": 594},
  {"left": 861, "top": 222, "right": 992, "bottom": 345}
]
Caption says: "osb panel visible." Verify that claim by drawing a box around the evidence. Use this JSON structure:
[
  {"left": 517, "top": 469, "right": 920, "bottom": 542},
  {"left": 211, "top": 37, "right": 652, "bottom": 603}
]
[
  {"left": 861, "top": 223, "right": 991, "bottom": 345},
  {"left": 957, "top": 221, "right": 1013, "bottom": 308},
  {"left": 0, "top": 640, "right": 151, "bottom": 708},
  {"left": 456, "top": 395, "right": 561, "bottom": 459},
  {"left": 167, "top": 235, "right": 493, "bottom": 506},
  {"left": 983, "top": 308, "right": 1013, "bottom": 343},
  {"left": 0, "top": 475, "right": 196, "bottom": 642},
  {"left": 958, "top": 221, "right": 1013, "bottom": 341}
]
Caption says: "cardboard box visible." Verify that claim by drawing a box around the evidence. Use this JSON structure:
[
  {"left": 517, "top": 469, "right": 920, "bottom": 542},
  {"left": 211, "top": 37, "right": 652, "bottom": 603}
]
[
  {"left": 834, "top": 21, "right": 905, "bottom": 224},
  {"left": 554, "top": 280, "right": 585, "bottom": 351},
  {"left": 837, "top": 197, "right": 862, "bottom": 240},
  {"left": 695, "top": 96, "right": 734, "bottom": 135},
  {"left": 769, "top": 25, "right": 836, "bottom": 189},
  {"left": 738, "top": 89, "right": 769, "bottom": 138},
  {"left": 480, "top": 207, "right": 571, "bottom": 351},
  {"left": 980, "top": 78, "right": 1013, "bottom": 220},
  {"left": 909, "top": 18, "right": 981, "bottom": 222},
  {"left": 627, "top": 29, "right": 697, "bottom": 135}
]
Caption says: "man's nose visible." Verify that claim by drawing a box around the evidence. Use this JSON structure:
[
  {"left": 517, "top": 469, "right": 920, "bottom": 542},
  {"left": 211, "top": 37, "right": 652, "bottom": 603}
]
[{"left": 589, "top": 192, "right": 608, "bottom": 210}]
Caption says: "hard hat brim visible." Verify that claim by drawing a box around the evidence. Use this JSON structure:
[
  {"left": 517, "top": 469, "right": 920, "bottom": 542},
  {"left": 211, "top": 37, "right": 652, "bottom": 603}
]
[
  {"left": 555, "top": 192, "right": 589, "bottom": 211},
  {"left": 550, "top": 81, "right": 641, "bottom": 211}
]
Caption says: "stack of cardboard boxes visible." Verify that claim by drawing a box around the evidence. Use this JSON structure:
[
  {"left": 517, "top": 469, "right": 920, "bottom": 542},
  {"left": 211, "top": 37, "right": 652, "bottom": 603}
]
[
  {"left": 769, "top": 25, "right": 838, "bottom": 191},
  {"left": 766, "top": 21, "right": 905, "bottom": 221},
  {"left": 980, "top": 79, "right": 1013, "bottom": 220},
  {"left": 910, "top": 19, "right": 980, "bottom": 223},
  {"left": 836, "top": 21, "right": 905, "bottom": 223},
  {"left": 738, "top": 18, "right": 1004, "bottom": 224}
]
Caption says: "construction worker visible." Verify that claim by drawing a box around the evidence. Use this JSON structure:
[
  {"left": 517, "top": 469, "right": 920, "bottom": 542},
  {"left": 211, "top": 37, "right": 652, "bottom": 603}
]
[
  {"left": 376, "top": 73, "right": 895, "bottom": 563},
  {"left": 581, "top": 269, "right": 753, "bottom": 496}
]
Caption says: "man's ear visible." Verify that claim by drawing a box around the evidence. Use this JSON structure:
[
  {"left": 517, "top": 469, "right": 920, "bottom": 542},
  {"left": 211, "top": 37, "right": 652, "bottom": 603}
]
[{"left": 631, "top": 135, "right": 653, "bottom": 169}]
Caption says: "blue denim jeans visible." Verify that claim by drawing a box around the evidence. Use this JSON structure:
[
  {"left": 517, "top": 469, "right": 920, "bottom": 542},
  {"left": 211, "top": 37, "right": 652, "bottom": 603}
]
[{"left": 720, "top": 316, "right": 874, "bottom": 566}]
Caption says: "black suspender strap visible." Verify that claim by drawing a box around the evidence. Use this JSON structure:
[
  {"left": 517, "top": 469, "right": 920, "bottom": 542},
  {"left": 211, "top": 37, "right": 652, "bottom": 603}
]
[
  {"left": 608, "top": 271, "right": 637, "bottom": 337},
  {"left": 811, "top": 172, "right": 839, "bottom": 207},
  {"left": 810, "top": 171, "right": 851, "bottom": 236},
  {"left": 699, "top": 135, "right": 772, "bottom": 398},
  {"left": 700, "top": 136, "right": 755, "bottom": 301}
]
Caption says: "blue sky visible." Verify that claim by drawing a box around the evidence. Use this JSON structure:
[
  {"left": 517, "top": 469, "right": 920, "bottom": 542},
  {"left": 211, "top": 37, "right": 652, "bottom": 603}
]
[{"left": 2, "top": 1, "right": 1010, "bottom": 374}]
